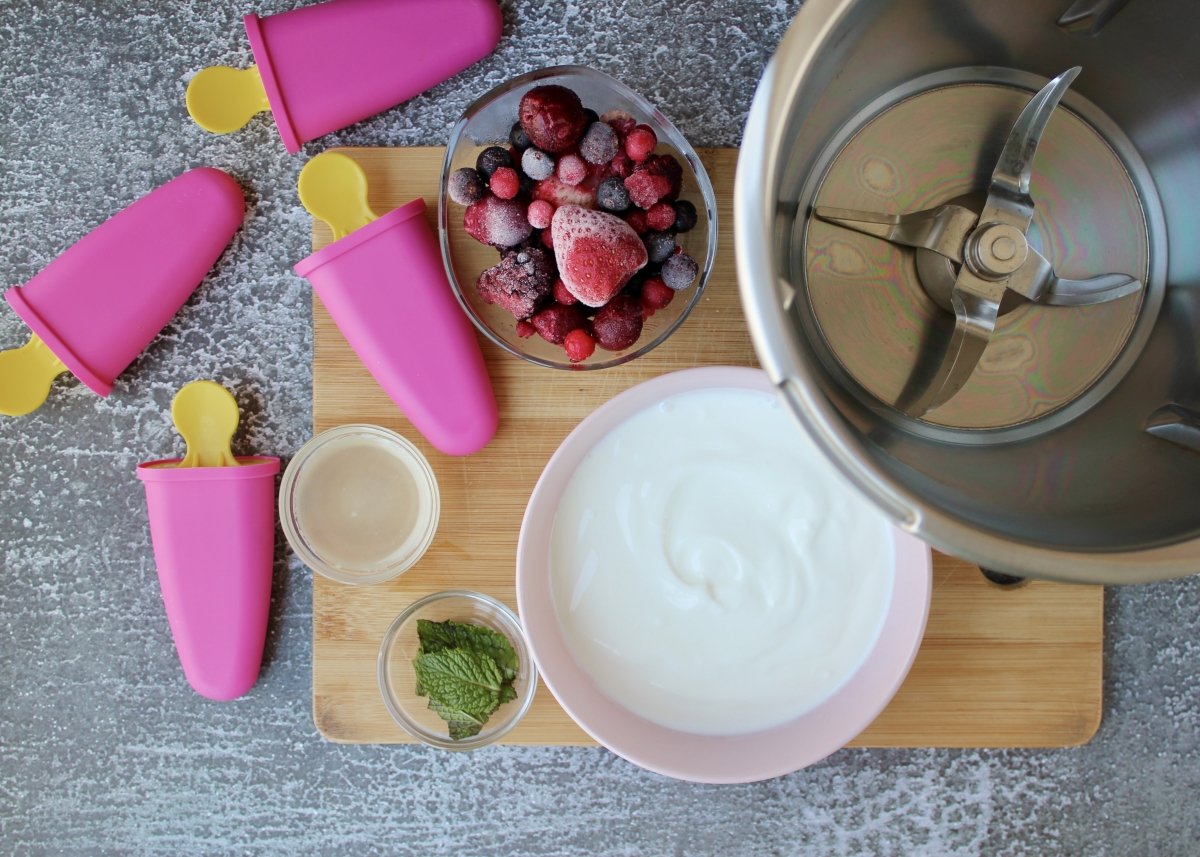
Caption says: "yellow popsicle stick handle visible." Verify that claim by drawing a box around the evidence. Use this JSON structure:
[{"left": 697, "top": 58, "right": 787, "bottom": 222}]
[
  {"left": 0, "top": 334, "right": 67, "bottom": 417},
  {"left": 186, "top": 65, "right": 271, "bottom": 134},
  {"left": 171, "top": 380, "right": 241, "bottom": 468},
  {"left": 297, "top": 151, "right": 379, "bottom": 240}
]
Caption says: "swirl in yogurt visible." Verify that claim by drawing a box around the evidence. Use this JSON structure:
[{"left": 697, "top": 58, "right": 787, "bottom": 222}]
[{"left": 549, "top": 388, "right": 894, "bottom": 735}]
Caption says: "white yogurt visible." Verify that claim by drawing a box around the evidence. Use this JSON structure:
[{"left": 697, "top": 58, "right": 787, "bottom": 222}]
[{"left": 549, "top": 388, "right": 895, "bottom": 735}]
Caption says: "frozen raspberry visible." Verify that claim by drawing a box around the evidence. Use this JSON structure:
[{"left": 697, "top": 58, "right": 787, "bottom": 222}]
[
  {"left": 646, "top": 201, "right": 676, "bottom": 232},
  {"left": 556, "top": 153, "right": 588, "bottom": 187},
  {"left": 464, "top": 195, "right": 533, "bottom": 248},
  {"left": 643, "top": 230, "right": 676, "bottom": 264},
  {"left": 516, "top": 319, "right": 537, "bottom": 338},
  {"left": 672, "top": 199, "right": 697, "bottom": 233},
  {"left": 551, "top": 205, "right": 649, "bottom": 308},
  {"left": 563, "top": 327, "right": 596, "bottom": 363},
  {"left": 624, "top": 124, "right": 658, "bottom": 162},
  {"left": 475, "top": 246, "right": 554, "bottom": 318},
  {"left": 552, "top": 278, "right": 577, "bottom": 305},
  {"left": 624, "top": 169, "right": 672, "bottom": 210},
  {"left": 490, "top": 166, "right": 520, "bottom": 200},
  {"left": 579, "top": 121, "right": 619, "bottom": 165},
  {"left": 519, "top": 85, "right": 588, "bottom": 154},
  {"left": 601, "top": 109, "right": 636, "bottom": 137},
  {"left": 521, "top": 147, "right": 556, "bottom": 181},
  {"left": 661, "top": 252, "right": 699, "bottom": 290},
  {"left": 592, "top": 294, "right": 644, "bottom": 351},
  {"left": 607, "top": 151, "right": 634, "bottom": 179},
  {"left": 527, "top": 199, "right": 555, "bottom": 230},
  {"left": 510, "top": 122, "right": 532, "bottom": 151},
  {"left": 623, "top": 209, "right": 648, "bottom": 234},
  {"left": 533, "top": 176, "right": 596, "bottom": 209},
  {"left": 476, "top": 146, "right": 513, "bottom": 179},
  {"left": 641, "top": 276, "right": 675, "bottom": 310},
  {"left": 596, "top": 177, "right": 631, "bottom": 213},
  {"left": 646, "top": 154, "right": 684, "bottom": 200},
  {"left": 531, "top": 303, "right": 587, "bottom": 345},
  {"left": 448, "top": 167, "right": 487, "bottom": 206}
]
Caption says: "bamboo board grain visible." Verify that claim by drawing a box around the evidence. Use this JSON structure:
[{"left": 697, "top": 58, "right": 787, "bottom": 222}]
[{"left": 311, "top": 147, "right": 1103, "bottom": 748}]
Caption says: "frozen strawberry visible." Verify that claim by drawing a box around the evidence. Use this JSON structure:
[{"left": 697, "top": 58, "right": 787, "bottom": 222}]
[
  {"left": 646, "top": 201, "right": 676, "bottom": 232},
  {"left": 556, "top": 153, "right": 588, "bottom": 186},
  {"left": 519, "top": 85, "right": 588, "bottom": 154},
  {"left": 552, "top": 278, "right": 578, "bottom": 305},
  {"left": 563, "top": 327, "right": 597, "bottom": 363},
  {"left": 475, "top": 246, "right": 554, "bottom": 318},
  {"left": 489, "top": 166, "right": 520, "bottom": 200},
  {"left": 533, "top": 176, "right": 596, "bottom": 209},
  {"left": 464, "top": 195, "right": 533, "bottom": 248},
  {"left": 625, "top": 124, "right": 658, "bottom": 162},
  {"left": 551, "top": 205, "right": 649, "bottom": 307},
  {"left": 592, "top": 294, "right": 644, "bottom": 351},
  {"left": 531, "top": 303, "right": 587, "bottom": 345},
  {"left": 527, "top": 199, "right": 555, "bottom": 230}
]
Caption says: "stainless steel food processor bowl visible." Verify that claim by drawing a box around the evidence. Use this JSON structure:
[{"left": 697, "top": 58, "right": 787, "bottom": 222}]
[{"left": 736, "top": 0, "right": 1200, "bottom": 583}]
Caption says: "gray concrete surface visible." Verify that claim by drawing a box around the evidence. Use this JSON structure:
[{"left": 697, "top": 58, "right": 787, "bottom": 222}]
[{"left": 1, "top": 1, "right": 1197, "bottom": 854}]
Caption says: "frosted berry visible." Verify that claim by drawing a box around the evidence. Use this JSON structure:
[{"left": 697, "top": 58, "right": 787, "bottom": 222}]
[
  {"left": 475, "top": 246, "right": 554, "bottom": 318},
  {"left": 624, "top": 124, "right": 658, "bottom": 162},
  {"left": 646, "top": 201, "right": 676, "bottom": 232},
  {"left": 641, "top": 276, "right": 675, "bottom": 310},
  {"left": 448, "top": 168, "right": 486, "bottom": 206},
  {"left": 608, "top": 151, "right": 634, "bottom": 179},
  {"left": 476, "top": 146, "right": 513, "bottom": 179},
  {"left": 556, "top": 153, "right": 588, "bottom": 186},
  {"left": 552, "top": 278, "right": 577, "bottom": 305},
  {"left": 516, "top": 319, "right": 537, "bottom": 338},
  {"left": 464, "top": 195, "right": 533, "bottom": 248},
  {"left": 510, "top": 122, "right": 532, "bottom": 151},
  {"left": 521, "top": 147, "right": 556, "bottom": 181},
  {"left": 531, "top": 303, "right": 587, "bottom": 345},
  {"left": 672, "top": 199, "right": 698, "bottom": 233},
  {"left": 643, "top": 230, "right": 676, "bottom": 264},
  {"left": 527, "top": 199, "right": 555, "bottom": 230},
  {"left": 596, "top": 177, "right": 631, "bottom": 213},
  {"left": 661, "top": 252, "right": 699, "bottom": 290},
  {"left": 489, "top": 167, "right": 520, "bottom": 200},
  {"left": 563, "top": 327, "right": 597, "bottom": 363},
  {"left": 579, "top": 121, "right": 619, "bottom": 165},
  {"left": 592, "top": 294, "right": 644, "bottom": 351},
  {"left": 519, "top": 85, "right": 588, "bottom": 153}
]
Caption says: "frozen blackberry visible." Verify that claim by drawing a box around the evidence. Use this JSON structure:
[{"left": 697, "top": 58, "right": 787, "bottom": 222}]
[
  {"left": 643, "top": 230, "right": 677, "bottom": 264},
  {"left": 476, "top": 146, "right": 513, "bottom": 179},
  {"left": 597, "top": 176, "right": 631, "bottom": 212},
  {"left": 448, "top": 167, "right": 487, "bottom": 206},
  {"left": 521, "top": 147, "right": 556, "bottom": 181},
  {"left": 509, "top": 121, "right": 532, "bottom": 151},
  {"left": 672, "top": 199, "right": 698, "bottom": 233},
  {"left": 661, "top": 252, "right": 699, "bottom": 290},
  {"left": 579, "top": 121, "right": 619, "bottom": 165},
  {"left": 475, "top": 246, "right": 555, "bottom": 318}
]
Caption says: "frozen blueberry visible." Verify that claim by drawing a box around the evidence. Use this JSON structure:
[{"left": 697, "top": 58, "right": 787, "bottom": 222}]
[
  {"left": 521, "top": 147, "right": 556, "bottom": 181},
  {"left": 509, "top": 121, "right": 532, "bottom": 151},
  {"left": 661, "top": 252, "right": 699, "bottom": 290},
  {"left": 672, "top": 199, "right": 698, "bottom": 233},
  {"left": 579, "top": 121, "right": 619, "bottom": 165},
  {"left": 448, "top": 167, "right": 487, "bottom": 206},
  {"left": 476, "top": 146, "right": 513, "bottom": 179},
  {"left": 582, "top": 108, "right": 600, "bottom": 126},
  {"left": 596, "top": 176, "right": 631, "bottom": 212},
  {"left": 643, "top": 231, "right": 677, "bottom": 264}
]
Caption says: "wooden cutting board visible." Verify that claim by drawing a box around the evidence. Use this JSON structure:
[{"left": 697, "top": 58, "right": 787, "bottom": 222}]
[{"left": 310, "top": 147, "right": 1103, "bottom": 748}]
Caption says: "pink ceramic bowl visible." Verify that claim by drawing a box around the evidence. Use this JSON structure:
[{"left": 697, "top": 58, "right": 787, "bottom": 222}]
[{"left": 516, "top": 366, "right": 932, "bottom": 783}]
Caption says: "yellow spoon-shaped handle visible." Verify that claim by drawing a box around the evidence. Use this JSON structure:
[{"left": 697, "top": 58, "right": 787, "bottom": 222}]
[
  {"left": 297, "top": 151, "right": 379, "bottom": 240},
  {"left": 171, "top": 380, "right": 241, "bottom": 468},
  {"left": 186, "top": 65, "right": 271, "bottom": 134},
  {"left": 0, "top": 334, "right": 67, "bottom": 417}
]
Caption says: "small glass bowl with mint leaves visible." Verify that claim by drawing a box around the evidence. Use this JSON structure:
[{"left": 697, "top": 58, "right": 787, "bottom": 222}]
[{"left": 378, "top": 590, "right": 537, "bottom": 750}]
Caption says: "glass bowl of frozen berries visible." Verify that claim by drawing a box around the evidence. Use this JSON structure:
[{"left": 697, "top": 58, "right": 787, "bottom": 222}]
[{"left": 438, "top": 65, "right": 717, "bottom": 369}]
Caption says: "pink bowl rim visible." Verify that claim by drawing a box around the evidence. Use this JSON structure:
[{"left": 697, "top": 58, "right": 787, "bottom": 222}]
[{"left": 515, "top": 366, "right": 932, "bottom": 783}]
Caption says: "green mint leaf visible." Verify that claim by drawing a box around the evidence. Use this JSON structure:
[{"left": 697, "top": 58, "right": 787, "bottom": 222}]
[
  {"left": 427, "top": 698, "right": 486, "bottom": 740},
  {"left": 412, "top": 648, "right": 503, "bottom": 720},
  {"left": 498, "top": 682, "right": 517, "bottom": 705},
  {"left": 416, "top": 619, "right": 519, "bottom": 682}
]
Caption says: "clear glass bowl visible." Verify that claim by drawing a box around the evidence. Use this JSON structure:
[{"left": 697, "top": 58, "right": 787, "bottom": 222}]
[
  {"left": 377, "top": 590, "right": 538, "bottom": 750},
  {"left": 439, "top": 65, "right": 718, "bottom": 370}
]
